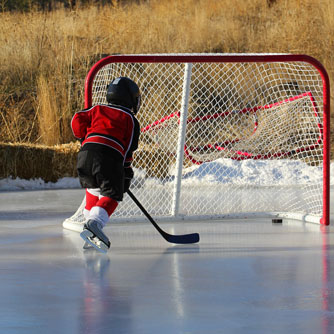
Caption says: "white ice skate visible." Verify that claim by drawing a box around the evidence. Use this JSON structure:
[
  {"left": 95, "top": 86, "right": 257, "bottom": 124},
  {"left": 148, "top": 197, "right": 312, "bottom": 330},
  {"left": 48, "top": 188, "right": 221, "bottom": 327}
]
[{"left": 80, "top": 220, "right": 111, "bottom": 254}]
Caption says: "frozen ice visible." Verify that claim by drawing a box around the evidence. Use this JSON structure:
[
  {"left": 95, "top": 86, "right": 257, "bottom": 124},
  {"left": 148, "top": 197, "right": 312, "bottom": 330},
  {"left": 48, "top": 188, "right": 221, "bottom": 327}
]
[{"left": 0, "top": 162, "right": 333, "bottom": 333}]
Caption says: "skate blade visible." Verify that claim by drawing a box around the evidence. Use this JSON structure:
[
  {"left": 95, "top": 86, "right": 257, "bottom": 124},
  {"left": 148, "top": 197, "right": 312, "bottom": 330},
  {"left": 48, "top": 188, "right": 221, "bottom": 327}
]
[{"left": 80, "top": 229, "right": 109, "bottom": 254}]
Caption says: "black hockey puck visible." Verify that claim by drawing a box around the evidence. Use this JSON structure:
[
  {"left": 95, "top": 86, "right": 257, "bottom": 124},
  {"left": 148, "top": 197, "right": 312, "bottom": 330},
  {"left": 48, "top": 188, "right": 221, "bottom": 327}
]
[{"left": 272, "top": 218, "right": 283, "bottom": 224}]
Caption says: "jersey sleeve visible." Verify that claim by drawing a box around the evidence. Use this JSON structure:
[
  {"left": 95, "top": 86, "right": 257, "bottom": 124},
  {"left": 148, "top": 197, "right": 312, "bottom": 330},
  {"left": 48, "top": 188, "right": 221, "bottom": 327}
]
[{"left": 71, "top": 109, "right": 91, "bottom": 140}]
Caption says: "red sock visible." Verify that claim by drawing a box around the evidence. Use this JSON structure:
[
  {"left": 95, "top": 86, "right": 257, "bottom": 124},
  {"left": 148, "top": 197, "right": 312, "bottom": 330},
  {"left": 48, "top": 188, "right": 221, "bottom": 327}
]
[
  {"left": 85, "top": 189, "right": 99, "bottom": 211},
  {"left": 95, "top": 197, "right": 118, "bottom": 216}
]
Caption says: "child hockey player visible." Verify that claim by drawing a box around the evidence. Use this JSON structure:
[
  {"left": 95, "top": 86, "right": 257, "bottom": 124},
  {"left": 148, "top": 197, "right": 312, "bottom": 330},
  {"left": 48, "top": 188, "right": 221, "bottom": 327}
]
[{"left": 71, "top": 77, "right": 141, "bottom": 253}]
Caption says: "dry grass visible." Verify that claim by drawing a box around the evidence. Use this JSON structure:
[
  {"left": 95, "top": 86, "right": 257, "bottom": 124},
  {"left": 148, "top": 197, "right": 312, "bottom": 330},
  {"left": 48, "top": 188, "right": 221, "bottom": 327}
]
[
  {"left": 36, "top": 75, "right": 60, "bottom": 145},
  {"left": 0, "top": 0, "right": 333, "bottom": 148}
]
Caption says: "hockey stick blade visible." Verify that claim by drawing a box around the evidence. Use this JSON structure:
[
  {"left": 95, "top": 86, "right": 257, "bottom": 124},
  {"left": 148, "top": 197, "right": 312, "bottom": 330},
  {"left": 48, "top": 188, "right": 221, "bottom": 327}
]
[{"left": 127, "top": 190, "right": 200, "bottom": 244}]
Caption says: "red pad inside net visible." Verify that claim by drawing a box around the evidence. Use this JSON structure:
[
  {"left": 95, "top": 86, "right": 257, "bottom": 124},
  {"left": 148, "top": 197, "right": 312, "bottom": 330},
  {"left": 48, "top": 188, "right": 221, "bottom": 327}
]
[{"left": 141, "top": 92, "right": 321, "bottom": 164}]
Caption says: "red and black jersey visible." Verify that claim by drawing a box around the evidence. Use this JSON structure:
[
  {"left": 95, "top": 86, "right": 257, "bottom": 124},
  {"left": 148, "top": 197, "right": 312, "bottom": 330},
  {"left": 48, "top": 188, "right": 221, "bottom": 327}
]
[{"left": 71, "top": 104, "right": 140, "bottom": 165}]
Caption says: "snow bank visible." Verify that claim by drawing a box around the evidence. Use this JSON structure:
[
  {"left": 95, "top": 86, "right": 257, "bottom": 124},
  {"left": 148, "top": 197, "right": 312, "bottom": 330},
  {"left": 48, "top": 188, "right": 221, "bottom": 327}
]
[
  {"left": 181, "top": 159, "right": 325, "bottom": 186},
  {"left": 0, "top": 177, "right": 81, "bottom": 191}
]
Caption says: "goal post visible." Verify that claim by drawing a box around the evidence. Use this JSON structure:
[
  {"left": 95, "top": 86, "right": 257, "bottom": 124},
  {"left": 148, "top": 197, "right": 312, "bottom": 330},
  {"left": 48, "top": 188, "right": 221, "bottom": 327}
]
[{"left": 64, "top": 53, "right": 330, "bottom": 230}]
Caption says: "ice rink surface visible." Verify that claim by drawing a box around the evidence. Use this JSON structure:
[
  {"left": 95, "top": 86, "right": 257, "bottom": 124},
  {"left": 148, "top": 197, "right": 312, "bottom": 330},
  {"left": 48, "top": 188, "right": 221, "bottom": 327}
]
[{"left": 0, "top": 188, "right": 333, "bottom": 334}]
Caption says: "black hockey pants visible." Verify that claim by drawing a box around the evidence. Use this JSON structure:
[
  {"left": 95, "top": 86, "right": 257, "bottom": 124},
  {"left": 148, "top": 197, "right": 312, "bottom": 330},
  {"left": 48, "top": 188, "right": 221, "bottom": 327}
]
[{"left": 77, "top": 144, "right": 124, "bottom": 201}]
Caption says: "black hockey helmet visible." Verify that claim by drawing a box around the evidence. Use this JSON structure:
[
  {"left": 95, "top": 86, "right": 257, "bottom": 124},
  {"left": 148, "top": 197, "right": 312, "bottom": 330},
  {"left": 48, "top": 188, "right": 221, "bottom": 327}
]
[{"left": 106, "top": 77, "right": 141, "bottom": 114}]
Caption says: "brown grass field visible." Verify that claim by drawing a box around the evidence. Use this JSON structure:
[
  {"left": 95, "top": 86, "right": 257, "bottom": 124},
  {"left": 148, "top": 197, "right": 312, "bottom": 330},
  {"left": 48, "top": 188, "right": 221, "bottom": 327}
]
[{"left": 0, "top": 0, "right": 333, "bottom": 161}]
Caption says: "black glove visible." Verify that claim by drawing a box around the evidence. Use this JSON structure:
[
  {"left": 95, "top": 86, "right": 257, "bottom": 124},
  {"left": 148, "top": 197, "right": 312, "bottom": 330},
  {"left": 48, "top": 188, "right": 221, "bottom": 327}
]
[{"left": 123, "top": 166, "right": 134, "bottom": 193}]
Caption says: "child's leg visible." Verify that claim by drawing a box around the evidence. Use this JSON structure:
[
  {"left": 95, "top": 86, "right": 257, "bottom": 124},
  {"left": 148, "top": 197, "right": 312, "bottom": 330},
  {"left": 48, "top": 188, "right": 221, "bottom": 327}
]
[
  {"left": 84, "top": 188, "right": 100, "bottom": 219},
  {"left": 88, "top": 196, "right": 118, "bottom": 228}
]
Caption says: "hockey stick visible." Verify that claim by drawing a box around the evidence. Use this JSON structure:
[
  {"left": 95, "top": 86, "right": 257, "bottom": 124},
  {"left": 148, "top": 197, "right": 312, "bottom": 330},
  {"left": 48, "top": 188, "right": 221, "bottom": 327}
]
[{"left": 126, "top": 189, "right": 200, "bottom": 244}]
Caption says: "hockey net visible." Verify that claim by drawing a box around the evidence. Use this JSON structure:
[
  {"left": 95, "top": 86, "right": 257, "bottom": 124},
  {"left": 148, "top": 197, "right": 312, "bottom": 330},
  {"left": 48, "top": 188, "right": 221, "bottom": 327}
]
[{"left": 63, "top": 54, "right": 330, "bottom": 231}]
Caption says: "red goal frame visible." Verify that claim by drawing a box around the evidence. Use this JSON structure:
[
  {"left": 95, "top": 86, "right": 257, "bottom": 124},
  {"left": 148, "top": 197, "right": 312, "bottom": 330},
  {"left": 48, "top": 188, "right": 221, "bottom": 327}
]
[{"left": 84, "top": 54, "right": 330, "bottom": 225}]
